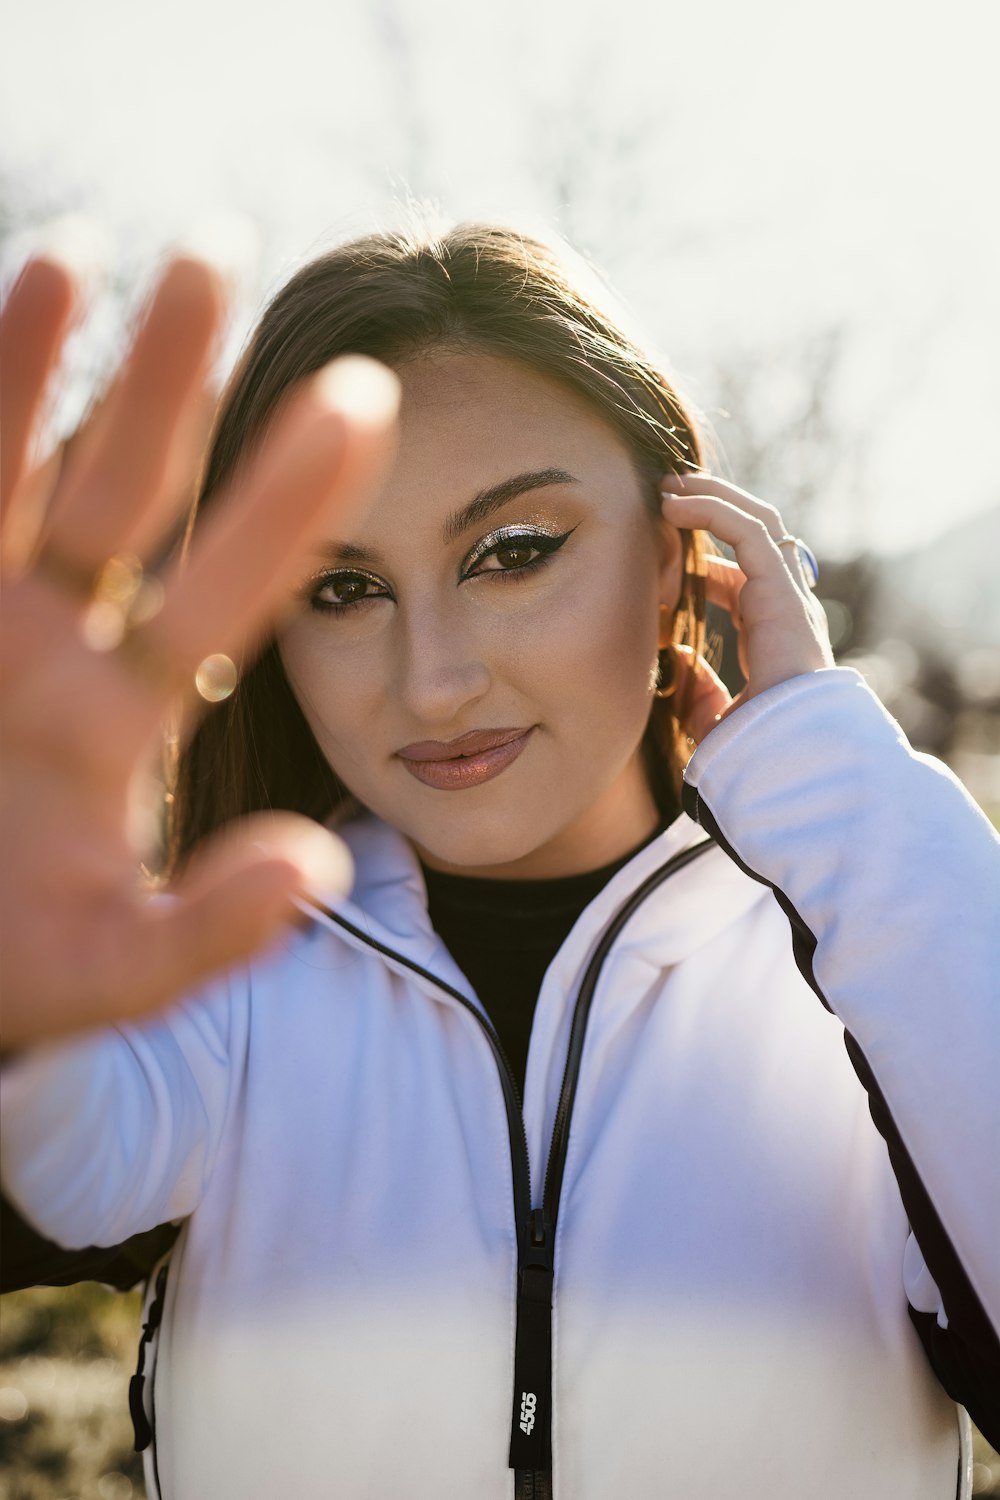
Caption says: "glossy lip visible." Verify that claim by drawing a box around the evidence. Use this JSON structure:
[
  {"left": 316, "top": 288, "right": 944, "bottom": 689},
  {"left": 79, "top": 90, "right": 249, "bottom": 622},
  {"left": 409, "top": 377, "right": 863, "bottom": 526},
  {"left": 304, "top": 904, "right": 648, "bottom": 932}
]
[
  {"left": 397, "top": 727, "right": 530, "bottom": 761},
  {"left": 396, "top": 727, "right": 535, "bottom": 791}
]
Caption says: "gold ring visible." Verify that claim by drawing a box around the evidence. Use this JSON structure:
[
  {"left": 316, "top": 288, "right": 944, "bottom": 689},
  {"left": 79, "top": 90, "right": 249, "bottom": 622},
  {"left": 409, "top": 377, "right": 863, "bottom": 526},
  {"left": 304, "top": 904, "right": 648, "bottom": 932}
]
[
  {"left": 80, "top": 555, "right": 166, "bottom": 653},
  {"left": 40, "top": 543, "right": 239, "bottom": 704}
]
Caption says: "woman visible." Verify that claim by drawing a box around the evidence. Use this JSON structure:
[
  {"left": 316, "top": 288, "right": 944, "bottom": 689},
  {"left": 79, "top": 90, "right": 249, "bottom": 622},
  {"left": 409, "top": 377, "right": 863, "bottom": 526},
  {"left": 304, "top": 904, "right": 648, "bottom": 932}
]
[{"left": 1, "top": 223, "right": 997, "bottom": 1499}]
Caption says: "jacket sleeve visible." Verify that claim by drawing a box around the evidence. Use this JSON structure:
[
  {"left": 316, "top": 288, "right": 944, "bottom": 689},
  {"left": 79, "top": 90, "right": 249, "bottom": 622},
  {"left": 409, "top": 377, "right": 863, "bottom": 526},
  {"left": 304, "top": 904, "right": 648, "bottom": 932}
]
[
  {"left": 681, "top": 666, "right": 1000, "bottom": 1441},
  {"left": 0, "top": 975, "right": 244, "bottom": 1252}
]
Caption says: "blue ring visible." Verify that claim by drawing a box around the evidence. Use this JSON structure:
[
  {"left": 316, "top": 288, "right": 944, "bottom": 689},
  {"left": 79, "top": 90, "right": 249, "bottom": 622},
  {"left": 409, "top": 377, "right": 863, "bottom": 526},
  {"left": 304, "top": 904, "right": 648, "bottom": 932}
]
[
  {"left": 797, "top": 540, "right": 820, "bottom": 590},
  {"left": 779, "top": 535, "right": 819, "bottom": 590}
]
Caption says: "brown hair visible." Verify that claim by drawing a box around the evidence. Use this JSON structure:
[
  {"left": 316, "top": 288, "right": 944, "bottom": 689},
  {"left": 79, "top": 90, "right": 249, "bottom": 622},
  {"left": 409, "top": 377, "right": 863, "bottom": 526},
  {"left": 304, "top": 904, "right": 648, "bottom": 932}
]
[{"left": 169, "top": 221, "right": 712, "bottom": 869}]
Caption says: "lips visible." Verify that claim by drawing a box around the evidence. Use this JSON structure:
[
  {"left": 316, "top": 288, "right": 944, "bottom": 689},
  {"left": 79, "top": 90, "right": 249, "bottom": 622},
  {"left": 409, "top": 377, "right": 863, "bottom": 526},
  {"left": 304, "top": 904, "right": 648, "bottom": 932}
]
[
  {"left": 396, "top": 727, "right": 535, "bottom": 791},
  {"left": 397, "top": 728, "right": 530, "bottom": 762}
]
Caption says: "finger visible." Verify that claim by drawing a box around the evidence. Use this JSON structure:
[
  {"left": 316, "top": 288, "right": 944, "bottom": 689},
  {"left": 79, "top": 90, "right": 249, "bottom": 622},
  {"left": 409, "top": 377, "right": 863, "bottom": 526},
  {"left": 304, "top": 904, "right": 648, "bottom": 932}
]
[
  {"left": 662, "top": 491, "right": 804, "bottom": 612},
  {"left": 702, "top": 552, "right": 747, "bottom": 615},
  {"left": 115, "top": 357, "right": 399, "bottom": 727},
  {"left": 38, "top": 256, "right": 228, "bottom": 579},
  {"left": 662, "top": 508, "right": 746, "bottom": 617},
  {"left": 2, "top": 817, "right": 356, "bottom": 1045},
  {"left": 662, "top": 474, "right": 787, "bottom": 543},
  {"left": 661, "top": 473, "right": 814, "bottom": 592},
  {"left": 665, "top": 490, "right": 833, "bottom": 700},
  {"left": 172, "top": 811, "right": 354, "bottom": 905},
  {"left": 147, "top": 861, "right": 313, "bottom": 996},
  {"left": 0, "top": 256, "right": 79, "bottom": 528},
  {"left": 699, "top": 554, "right": 749, "bottom": 678},
  {"left": 661, "top": 471, "right": 776, "bottom": 514},
  {"left": 671, "top": 645, "right": 734, "bottom": 746},
  {"left": 773, "top": 537, "right": 814, "bottom": 595},
  {"left": 135, "top": 816, "right": 354, "bottom": 1010}
]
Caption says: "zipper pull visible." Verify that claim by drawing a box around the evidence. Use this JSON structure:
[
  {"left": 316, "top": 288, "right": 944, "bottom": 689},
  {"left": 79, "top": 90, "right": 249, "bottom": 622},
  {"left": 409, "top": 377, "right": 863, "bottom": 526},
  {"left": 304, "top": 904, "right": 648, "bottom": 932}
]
[
  {"left": 529, "top": 1207, "right": 550, "bottom": 1256},
  {"left": 508, "top": 1207, "right": 554, "bottom": 1471}
]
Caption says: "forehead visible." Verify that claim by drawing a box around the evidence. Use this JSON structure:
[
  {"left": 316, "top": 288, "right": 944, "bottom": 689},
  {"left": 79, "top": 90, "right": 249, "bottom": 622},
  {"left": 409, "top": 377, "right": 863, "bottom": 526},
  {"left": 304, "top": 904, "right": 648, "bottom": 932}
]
[{"left": 386, "top": 350, "right": 638, "bottom": 509}]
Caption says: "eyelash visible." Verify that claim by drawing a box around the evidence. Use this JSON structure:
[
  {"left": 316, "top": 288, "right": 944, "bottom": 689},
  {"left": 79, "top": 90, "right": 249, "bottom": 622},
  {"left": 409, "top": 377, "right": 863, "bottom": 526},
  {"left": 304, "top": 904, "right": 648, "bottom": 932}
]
[{"left": 307, "top": 527, "right": 578, "bottom": 617}]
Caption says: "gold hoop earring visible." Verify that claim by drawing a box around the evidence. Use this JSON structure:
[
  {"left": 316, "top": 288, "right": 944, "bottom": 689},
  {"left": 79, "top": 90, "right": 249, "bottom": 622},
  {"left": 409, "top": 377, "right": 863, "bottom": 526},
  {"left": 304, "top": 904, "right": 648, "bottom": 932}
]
[{"left": 654, "top": 642, "right": 679, "bottom": 699}]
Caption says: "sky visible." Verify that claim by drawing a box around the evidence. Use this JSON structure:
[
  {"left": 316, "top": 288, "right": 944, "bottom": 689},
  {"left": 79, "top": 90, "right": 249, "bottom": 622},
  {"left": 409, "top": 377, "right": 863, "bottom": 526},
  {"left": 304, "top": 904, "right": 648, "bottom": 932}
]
[{"left": 2, "top": 0, "right": 998, "bottom": 557}]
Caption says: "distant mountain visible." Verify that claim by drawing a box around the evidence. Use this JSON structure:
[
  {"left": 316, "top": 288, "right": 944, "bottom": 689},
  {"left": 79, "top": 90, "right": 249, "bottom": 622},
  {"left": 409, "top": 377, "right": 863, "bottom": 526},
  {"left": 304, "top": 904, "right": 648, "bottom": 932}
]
[{"left": 871, "top": 505, "right": 1000, "bottom": 652}]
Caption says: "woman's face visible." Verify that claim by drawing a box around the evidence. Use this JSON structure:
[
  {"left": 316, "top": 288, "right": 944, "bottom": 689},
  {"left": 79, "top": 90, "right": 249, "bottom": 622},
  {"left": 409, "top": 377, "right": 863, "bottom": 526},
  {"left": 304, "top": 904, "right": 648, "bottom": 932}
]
[{"left": 280, "top": 351, "right": 682, "bottom": 878}]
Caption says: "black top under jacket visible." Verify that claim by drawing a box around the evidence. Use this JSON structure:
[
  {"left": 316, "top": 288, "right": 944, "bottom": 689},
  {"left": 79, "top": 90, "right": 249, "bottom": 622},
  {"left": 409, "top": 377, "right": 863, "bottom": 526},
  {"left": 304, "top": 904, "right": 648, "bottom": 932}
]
[{"left": 421, "top": 820, "right": 670, "bottom": 1100}]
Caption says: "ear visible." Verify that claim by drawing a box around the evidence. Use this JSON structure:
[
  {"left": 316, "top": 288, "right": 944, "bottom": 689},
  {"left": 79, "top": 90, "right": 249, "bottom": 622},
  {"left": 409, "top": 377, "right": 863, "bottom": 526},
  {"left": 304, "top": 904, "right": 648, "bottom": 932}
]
[{"left": 657, "top": 514, "right": 685, "bottom": 630}]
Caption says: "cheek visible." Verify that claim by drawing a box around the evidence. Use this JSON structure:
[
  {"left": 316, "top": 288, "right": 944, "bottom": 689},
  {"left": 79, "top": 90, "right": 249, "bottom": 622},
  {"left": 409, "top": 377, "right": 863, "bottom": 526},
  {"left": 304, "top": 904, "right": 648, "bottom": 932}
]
[
  {"left": 279, "top": 629, "right": 380, "bottom": 768},
  {"left": 495, "top": 557, "right": 657, "bottom": 720}
]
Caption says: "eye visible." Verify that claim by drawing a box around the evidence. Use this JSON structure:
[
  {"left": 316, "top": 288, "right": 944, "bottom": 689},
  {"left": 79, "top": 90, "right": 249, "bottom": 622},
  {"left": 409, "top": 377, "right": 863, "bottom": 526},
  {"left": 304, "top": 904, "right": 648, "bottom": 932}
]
[
  {"left": 464, "top": 525, "right": 578, "bottom": 582},
  {"left": 476, "top": 540, "right": 545, "bottom": 572},
  {"left": 309, "top": 570, "right": 391, "bottom": 615}
]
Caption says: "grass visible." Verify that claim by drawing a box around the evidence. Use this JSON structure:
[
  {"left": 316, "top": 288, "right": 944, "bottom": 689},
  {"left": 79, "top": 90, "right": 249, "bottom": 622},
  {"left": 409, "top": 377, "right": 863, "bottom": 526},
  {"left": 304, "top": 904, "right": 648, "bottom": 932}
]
[{"left": 0, "top": 1285, "right": 146, "bottom": 1500}]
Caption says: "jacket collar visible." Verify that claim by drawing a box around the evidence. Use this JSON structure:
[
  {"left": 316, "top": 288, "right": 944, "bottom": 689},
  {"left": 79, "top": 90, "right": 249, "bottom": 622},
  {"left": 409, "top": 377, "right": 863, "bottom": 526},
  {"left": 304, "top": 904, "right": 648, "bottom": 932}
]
[{"left": 299, "top": 811, "right": 767, "bottom": 1006}]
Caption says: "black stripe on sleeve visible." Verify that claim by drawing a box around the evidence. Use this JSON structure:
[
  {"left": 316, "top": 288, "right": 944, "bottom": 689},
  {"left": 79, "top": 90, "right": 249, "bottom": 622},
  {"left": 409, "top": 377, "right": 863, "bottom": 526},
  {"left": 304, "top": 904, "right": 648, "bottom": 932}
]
[{"left": 682, "top": 780, "right": 1000, "bottom": 1442}]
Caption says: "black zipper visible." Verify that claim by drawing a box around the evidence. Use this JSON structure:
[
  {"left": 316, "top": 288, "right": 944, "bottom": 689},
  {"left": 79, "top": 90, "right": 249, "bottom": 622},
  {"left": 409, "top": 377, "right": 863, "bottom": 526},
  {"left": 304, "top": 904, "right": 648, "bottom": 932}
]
[
  {"left": 511, "top": 838, "right": 713, "bottom": 1487},
  {"left": 515, "top": 1464, "right": 554, "bottom": 1500},
  {"left": 321, "top": 836, "right": 713, "bottom": 1496}
]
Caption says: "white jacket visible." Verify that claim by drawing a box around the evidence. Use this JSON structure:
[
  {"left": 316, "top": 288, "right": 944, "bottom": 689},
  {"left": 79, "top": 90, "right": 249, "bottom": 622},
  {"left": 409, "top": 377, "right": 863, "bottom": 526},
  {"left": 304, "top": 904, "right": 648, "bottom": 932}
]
[{"left": 3, "top": 668, "right": 998, "bottom": 1499}]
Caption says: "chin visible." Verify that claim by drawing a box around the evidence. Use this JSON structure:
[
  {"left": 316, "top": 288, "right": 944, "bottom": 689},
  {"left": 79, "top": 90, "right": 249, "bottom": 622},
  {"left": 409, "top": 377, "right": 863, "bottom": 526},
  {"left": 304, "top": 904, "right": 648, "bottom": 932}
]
[{"left": 403, "top": 804, "right": 565, "bottom": 874}]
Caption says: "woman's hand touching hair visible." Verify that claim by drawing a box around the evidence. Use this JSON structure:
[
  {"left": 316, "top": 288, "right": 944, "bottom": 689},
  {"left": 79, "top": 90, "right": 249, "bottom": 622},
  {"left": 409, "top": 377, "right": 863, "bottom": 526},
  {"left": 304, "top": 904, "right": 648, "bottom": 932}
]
[
  {"left": 661, "top": 474, "right": 835, "bottom": 747},
  {"left": 0, "top": 246, "right": 398, "bottom": 1048}
]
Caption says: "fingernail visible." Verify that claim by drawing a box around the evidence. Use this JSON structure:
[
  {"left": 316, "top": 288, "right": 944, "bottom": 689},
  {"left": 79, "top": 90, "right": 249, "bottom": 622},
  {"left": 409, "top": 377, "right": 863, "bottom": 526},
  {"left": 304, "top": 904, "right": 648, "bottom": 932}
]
[
  {"left": 314, "top": 356, "right": 401, "bottom": 428},
  {"left": 172, "top": 212, "right": 260, "bottom": 301},
  {"left": 19, "top": 215, "right": 111, "bottom": 304}
]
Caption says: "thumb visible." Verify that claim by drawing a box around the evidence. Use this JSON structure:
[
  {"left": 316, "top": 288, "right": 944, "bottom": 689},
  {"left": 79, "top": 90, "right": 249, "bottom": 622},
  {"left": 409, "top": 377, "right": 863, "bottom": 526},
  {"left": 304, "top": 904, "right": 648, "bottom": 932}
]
[{"left": 129, "top": 815, "right": 353, "bottom": 1017}]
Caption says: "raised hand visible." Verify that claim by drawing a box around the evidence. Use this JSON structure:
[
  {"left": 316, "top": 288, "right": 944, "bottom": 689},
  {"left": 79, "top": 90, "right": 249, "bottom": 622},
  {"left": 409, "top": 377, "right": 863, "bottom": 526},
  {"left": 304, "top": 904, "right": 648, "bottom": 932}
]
[
  {"left": 0, "top": 248, "right": 399, "bottom": 1047},
  {"left": 661, "top": 473, "right": 835, "bottom": 746}
]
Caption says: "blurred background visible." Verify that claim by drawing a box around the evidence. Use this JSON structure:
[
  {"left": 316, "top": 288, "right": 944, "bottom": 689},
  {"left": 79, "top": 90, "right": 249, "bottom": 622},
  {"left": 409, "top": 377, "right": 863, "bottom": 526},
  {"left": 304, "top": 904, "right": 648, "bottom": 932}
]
[{"left": 1, "top": 0, "right": 998, "bottom": 1493}]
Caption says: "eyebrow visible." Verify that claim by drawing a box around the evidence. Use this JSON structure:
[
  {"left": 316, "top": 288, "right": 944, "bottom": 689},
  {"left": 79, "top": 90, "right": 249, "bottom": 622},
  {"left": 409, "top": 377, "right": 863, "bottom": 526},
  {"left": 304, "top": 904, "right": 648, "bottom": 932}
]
[
  {"left": 442, "top": 467, "right": 579, "bottom": 543},
  {"left": 321, "top": 467, "right": 579, "bottom": 566}
]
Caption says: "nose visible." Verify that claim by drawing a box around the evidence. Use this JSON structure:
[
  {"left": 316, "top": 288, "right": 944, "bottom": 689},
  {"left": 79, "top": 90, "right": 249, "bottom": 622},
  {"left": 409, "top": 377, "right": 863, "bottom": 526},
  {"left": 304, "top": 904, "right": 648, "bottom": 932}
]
[{"left": 393, "top": 598, "right": 492, "bottom": 727}]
